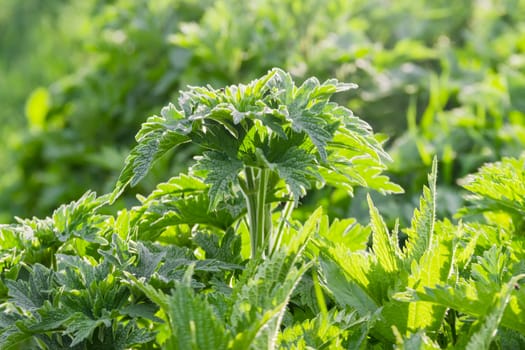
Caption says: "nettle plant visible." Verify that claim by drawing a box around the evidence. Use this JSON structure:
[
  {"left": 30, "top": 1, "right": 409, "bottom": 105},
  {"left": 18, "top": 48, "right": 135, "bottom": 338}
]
[
  {"left": 112, "top": 68, "right": 402, "bottom": 258},
  {"left": 2, "top": 69, "right": 525, "bottom": 349}
]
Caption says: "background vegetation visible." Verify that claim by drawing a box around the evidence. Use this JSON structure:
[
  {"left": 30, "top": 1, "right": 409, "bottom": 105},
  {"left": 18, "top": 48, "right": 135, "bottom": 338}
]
[{"left": 2, "top": 0, "right": 524, "bottom": 224}]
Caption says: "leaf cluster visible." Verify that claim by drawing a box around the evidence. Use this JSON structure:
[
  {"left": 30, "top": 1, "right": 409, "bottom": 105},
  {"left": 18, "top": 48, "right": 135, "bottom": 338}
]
[{"left": 114, "top": 68, "right": 401, "bottom": 205}]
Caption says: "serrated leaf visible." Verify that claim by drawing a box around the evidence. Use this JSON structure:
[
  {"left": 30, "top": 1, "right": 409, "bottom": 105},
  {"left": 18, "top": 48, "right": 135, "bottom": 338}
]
[
  {"left": 166, "top": 283, "right": 232, "bottom": 350},
  {"left": 28, "top": 302, "right": 72, "bottom": 332},
  {"left": 286, "top": 77, "right": 333, "bottom": 160},
  {"left": 405, "top": 234, "right": 453, "bottom": 332},
  {"left": 395, "top": 330, "right": 441, "bottom": 350},
  {"left": 193, "top": 228, "right": 243, "bottom": 264},
  {"left": 120, "top": 303, "right": 161, "bottom": 322},
  {"left": 64, "top": 312, "right": 111, "bottom": 346},
  {"left": 278, "top": 309, "right": 368, "bottom": 350},
  {"left": 147, "top": 174, "right": 208, "bottom": 200},
  {"left": 319, "top": 255, "right": 379, "bottom": 316},
  {"left": 465, "top": 275, "right": 525, "bottom": 350},
  {"left": 6, "top": 264, "right": 54, "bottom": 311},
  {"left": 368, "top": 195, "right": 400, "bottom": 273},
  {"left": 117, "top": 322, "right": 156, "bottom": 348},
  {"left": 272, "top": 146, "right": 317, "bottom": 203},
  {"left": 403, "top": 157, "right": 437, "bottom": 263},
  {"left": 129, "top": 242, "right": 165, "bottom": 279},
  {"left": 194, "top": 151, "right": 244, "bottom": 209},
  {"left": 320, "top": 217, "right": 371, "bottom": 252},
  {"left": 112, "top": 117, "right": 190, "bottom": 201},
  {"left": 230, "top": 211, "right": 317, "bottom": 349},
  {"left": 401, "top": 276, "right": 525, "bottom": 333},
  {"left": 135, "top": 196, "right": 239, "bottom": 241},
  {"left": 51, "top": 190, "right": 108, "bottom": 244},
  {"left": 458, "top": 155, "right": 525, "bottom": 229},
  {"left": 112, "top": 68, "right": 400, "bottom": 208},
  {"left": 124, "top": 272, "right": 170, "bottom": 312},
  {"left": 0, "top": 324, "right": 36, "bottom": 350}
]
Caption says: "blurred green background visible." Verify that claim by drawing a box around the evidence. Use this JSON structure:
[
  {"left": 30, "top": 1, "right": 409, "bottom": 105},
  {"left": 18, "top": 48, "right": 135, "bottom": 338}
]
[{"left": 2, "top": 0, "right": 525, "bottom": 225}]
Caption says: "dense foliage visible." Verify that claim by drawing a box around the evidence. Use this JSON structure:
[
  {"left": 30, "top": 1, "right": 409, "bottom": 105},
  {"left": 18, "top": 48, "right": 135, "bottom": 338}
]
[
  {"left": 2, "top": 69, "right": 525, "bottom": 349},
  {"left": 2, "top": 0, "right": 525, "bottom": 349}
]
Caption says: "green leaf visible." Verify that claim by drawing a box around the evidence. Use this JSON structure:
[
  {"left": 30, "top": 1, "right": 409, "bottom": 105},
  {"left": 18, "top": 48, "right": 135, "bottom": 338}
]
[
  {"left": 117, "top": 322, "right": 156, "bottom": 348},
  {"left": 147, "top": 173, "right": 208, "bottom": 199},
  {"left": 193, "top": 228, "right": 243, "bottom": 264},
  {"left": 278, "top": 309, "right": 369, "bottom": 350},
  {"left": 120, "top": 303, "right": 160, "bottom": 322},
  {"left": 394, "top": 330, "right": 441, "bottom": 350},
  {"left": 111, "top": 115, "right": 191, "bottom": 201},
  {"left": 319, "top": 217, "right": 371, "bottom": 252},
  {"left": 27, "top": 302, "right": 72, "bottom": 332},
  {"left": 166, "top": 282, "right": 232, "bottom": 350},
  {"left": 401, "top": 276, "right": 525, "bottom": 333},
  {"left": 124, "top": 272, "right": 170, "bottom": 312},
  {"left": 25, "top": 87, "right": 51, "bottom": 131},
  {"left": 131, "top": 174, "right": 241, "bottom": 241},
  {"left": 458, "top": 155, "right": 525, "bottom": 230},
  {"left": 465, "top": 275, "right": 525, "bottom": 350},
  {"left": 194, "top": 151, "right": 244, "bottom": 209},
  {"left": 405, "top": 235, "right": 453, "bottom": 332},
  {"left": 403, "top": 157, "right": 437, "bottom": 263},
  {"left": 230, "top": 210, "right": 317, "bottom": 349},
  {"left": 0, "top": 324, "right": 36, "bottom": 350},
  {"left": 64, "top": 312, "right": 111, "bottom": 346},
  {"left": 368, "top": 194, "right": 400, "bottom": 273},
  {"left": 320, "top": 171, "right": 451, "bottom": 342},
  {"left": 129, "top": 242, "right": 165, "bottom": 279},
  {"left": 10, "top": 191, "right": 108, "bottom": 249},
  {"left": 319, "top": 254, "right": 379, "bottom": 317},
  {"left": 112, "top": 68, "right": 400, "bottom": 208},
  {"left": 471, "top": 245, "right": 509, "bottom": 287},
  {"left": 51, "top": 190, "right": 109, "bottom": 244},
  {"left": 271, "top": 146, "right": 317, "bottom": 203},
  {"left": 6, "top": 264, "right": 54, "bottom": 311}
]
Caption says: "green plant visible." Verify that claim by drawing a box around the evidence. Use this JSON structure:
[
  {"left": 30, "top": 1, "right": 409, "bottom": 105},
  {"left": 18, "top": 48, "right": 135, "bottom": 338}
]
[
  {"left": 112, "top": 68, "right": 401, "bottom": 258},
  {"left": 318, "top": 159, "right": 451, "bottom": 344},
  {"left": 318, "top": 157, "right": 525, "bottom": 348},
  {"left": 2, "top": 0, "right": 487, "bottom": 224},
  {"left": 4, "top": 67, "right": 525, "bottom": 349}
]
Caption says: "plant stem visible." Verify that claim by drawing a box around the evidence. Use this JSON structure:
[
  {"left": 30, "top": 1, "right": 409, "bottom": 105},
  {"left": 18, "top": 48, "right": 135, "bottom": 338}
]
[
  {"left": 256, "top": 168, "right": 270, "bottom": 254},
  {"left": 242, "top": 167, "right": 258, "bottom": 259},
  {"left": 270, "top": 197, "right": 294, "bottom": 256},
  {"left": 241, "top": 167, "right": 272, "bottom": 259}
]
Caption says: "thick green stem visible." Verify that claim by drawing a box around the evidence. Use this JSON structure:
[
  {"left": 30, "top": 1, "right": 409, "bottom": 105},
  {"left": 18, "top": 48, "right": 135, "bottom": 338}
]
[
  {"left": 241, "top": 167, "right": 272, "bottom": 259},
  {"left": 256, "top": 168, "right": 270, "bottom": 253}
]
